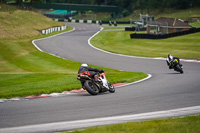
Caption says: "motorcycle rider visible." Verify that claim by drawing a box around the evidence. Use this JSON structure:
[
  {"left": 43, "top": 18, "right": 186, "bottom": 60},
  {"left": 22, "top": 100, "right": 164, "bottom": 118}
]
[
  {"left": 167, "top": 54, "right": 183, "bottom": 69},
  {"left": 78, "top": 64, "right": 104, "bottom": 89}
]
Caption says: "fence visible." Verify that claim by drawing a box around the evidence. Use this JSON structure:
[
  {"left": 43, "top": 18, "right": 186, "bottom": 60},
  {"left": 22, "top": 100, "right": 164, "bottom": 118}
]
[
  {"left": 41, "top": 25, "right": 67, "bottom": 35},
  {"left": 130, "top": 28, "right": 200, "bottom": 39}
]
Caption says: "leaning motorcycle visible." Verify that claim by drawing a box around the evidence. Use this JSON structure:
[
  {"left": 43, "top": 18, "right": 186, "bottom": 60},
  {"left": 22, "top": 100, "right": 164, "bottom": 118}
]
[
  {"left": 77, "top": 72, "right": 115, "bottom": 95},
  {"left": 166, "top": 58, "right": 183, "bottom": 73}
]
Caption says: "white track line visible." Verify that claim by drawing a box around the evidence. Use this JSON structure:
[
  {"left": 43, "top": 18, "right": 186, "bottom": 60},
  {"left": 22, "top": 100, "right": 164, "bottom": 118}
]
[
  {"left": 115, "top": 74, "right": 152, "bottom": 88},
  {"left": 1, "top": 106, "right": 200, "bottom": 133},
  {"left": 32, "top": 27, "right": 75, "bottom": 52}
]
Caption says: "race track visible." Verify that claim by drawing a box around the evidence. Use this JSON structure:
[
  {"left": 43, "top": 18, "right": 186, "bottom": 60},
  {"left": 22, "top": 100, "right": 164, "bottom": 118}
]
[{"left": 0, "top": 23, "right": 200, "bottom": 133}]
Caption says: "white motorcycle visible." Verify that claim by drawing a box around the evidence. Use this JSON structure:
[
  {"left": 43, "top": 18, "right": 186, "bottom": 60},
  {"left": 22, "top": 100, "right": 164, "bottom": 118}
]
[{"left": 77, "top": 72, "right": 115, "bottom": 95}]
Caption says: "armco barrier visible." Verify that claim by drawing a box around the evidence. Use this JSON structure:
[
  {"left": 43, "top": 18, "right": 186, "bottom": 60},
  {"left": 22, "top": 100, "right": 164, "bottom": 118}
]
[
  {"left": 41, "top": 25, "right": 67, "bottom": 35},
  {"left": 67, "top": 19, "right": 99, "bottom": 24},
  {"left": 54, "top": 18, "right": 134, "bottom": 25},
  {"left": 130, "top": 28, "right": 200, "bottom": 39},
  {"left": 101, "top": 21, "right": 130, "bottom": 24},
  {"left": 68, "top": 20, "right": 130, "bottom": 24},
  {"left": 57, "top": 19, "right": 130, "bottom": 25}
]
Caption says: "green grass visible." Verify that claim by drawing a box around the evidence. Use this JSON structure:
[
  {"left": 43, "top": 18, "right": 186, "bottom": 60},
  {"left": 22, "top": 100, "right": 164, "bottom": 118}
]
[
  {"left": 0, "top": 9, "right": 147, "bottom": 98},
  {"left": 91, "top": 30, "right": 200, "bottom": 60},
  {"left": 0, "top": 74, "right": 77, "bottom": 98},
  {"left": 101, "top": 24, "right": 134, "bottom": 31},
  {"left": 0, "top": 10, "right": 65, "bottom": 39},
  {"left": 190, "top": 21, "right": 200, "bottom": 28},
  {"left": 102, "top": 26, "right": 125, "bottom": 30},
  {"left": 152, "top": 8, "right": 200, "bottom": 20},
  {"left": 66, "top": 114, "right": 200, "bottom": 133},
  {"left": 0, "top": 3, "right": 19, "bottom": 12}
]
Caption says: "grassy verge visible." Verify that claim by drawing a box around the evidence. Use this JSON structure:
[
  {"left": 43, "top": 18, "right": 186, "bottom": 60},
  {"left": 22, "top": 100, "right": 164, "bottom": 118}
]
[
  {"left": 0, "top": 9, "right": 147, "bottom": 99},
  {"left": 190, "top": 21, "right": 200, "bottom": 28},
  {"left": 66, "top": 114, "right": 200, "bottom": 133},
  {"left": 91, "top": 30, "right": 200, "bottom": 60},
  {"left": 102, "top": 26, "right": 125, "bottom": 30}
]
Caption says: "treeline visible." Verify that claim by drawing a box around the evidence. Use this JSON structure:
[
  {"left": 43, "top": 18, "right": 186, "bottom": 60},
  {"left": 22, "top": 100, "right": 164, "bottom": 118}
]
[
  {"left": 2, "top": 0, "right": 200, "bottom": 15},
  {"left": 47, "top": 0, "right": 200, "bottom": 11},
  {"left": 53, "top": 0, "right": 200, "bottom": 17}
]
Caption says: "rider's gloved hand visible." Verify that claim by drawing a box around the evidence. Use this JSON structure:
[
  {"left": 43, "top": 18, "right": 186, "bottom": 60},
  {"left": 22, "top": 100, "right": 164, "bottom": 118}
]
[{"left": 100, "top": 69, "right": 104, "bottom": 73}]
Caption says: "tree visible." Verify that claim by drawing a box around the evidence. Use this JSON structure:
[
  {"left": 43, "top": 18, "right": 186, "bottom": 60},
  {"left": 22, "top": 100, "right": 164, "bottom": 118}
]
[
  {"left": 137, "top": 0, "right": 145, "bottom": 14},
  {"left": 16, "top": 0, "right": 23, "bottom": 8},
  {"left": 177, "top": 0, "right": 190, "bottom": 9}
]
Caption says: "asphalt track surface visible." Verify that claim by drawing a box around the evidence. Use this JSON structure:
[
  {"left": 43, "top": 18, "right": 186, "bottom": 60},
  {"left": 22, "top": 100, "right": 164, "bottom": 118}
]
[{"left": 0, "top": 23, "right": 200, "bottom": 132}]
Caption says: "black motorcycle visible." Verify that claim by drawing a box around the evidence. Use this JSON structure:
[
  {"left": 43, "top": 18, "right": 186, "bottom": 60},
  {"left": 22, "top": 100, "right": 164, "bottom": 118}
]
[{"left": 166, "top": 58, "right": 183, "bottom": 73}]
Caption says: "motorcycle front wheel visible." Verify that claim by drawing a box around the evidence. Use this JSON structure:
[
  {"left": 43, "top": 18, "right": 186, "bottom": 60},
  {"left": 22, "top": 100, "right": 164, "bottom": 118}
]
[
  {"left": 107, "top": 81, "right": 115, "bottom": 93},
  {"left": 84, "top": 80, "right": 99, "bottom": 95}
]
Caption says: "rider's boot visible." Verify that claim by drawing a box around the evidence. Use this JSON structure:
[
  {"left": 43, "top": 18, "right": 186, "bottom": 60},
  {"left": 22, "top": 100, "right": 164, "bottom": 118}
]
[
  {"left": 94, "top": 75, "right": 99, "bottom": 82},
  {"left": 169, "top": 66, "right": 173, "bottom": 69}
]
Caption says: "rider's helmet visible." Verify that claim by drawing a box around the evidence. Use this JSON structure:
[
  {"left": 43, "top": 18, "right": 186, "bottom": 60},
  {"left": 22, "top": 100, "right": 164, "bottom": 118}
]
[
  {"left": 81, "top": 64, "right": 88, "bottom": 67},
  {"left": 168, "top": 54, "right": 173, "bottom": 61}
]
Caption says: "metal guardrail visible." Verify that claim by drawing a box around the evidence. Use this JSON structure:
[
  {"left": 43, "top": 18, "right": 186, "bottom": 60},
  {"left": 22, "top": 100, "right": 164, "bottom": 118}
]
[{"left": 41, "top": 25, "right": 67, "bottom": 35}]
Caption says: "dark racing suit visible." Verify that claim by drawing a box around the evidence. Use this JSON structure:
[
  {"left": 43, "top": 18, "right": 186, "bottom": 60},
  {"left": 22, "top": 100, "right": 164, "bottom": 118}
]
[
  {"left": 78, "top": 66, "right": 103, "bottom": 88},
  {"left": 167, "top": 56, "right": 182, "bottom": 69}
]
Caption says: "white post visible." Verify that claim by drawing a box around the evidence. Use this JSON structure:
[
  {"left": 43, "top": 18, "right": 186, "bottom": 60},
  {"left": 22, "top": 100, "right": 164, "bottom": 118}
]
[
  {"left": 165, "top": 21, "right": 168, "bottom": 34},
  {"left": 79, "top": 20, "right": 84, "bottom": 23},
  {"left": 42, "top": 30, "right": 45, "bottom": 34},
  {"left": 87, "top": 20, "right": 92, "bottom": 23}
]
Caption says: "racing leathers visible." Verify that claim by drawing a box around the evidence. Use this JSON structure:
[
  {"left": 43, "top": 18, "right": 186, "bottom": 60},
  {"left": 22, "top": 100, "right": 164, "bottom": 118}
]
[
  {"left": 167, "top": 56, "right": 182, "bottom": 69},
  {"left": 78, "top": 66, "right": 104, "bottom": 88}
]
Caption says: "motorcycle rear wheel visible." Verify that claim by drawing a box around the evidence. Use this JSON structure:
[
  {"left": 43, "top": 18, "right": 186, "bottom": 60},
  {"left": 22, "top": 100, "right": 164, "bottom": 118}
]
[
  {"left": 176, "top": 65, "right": 183, "bottom": 74},
  {"left": 84, "top": 80, "right": 99, "bottom": 95}
]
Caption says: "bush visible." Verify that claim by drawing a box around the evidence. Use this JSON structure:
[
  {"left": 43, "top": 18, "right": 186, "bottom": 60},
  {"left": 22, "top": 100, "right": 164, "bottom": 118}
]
[{"left": 122, "top": 9, "right": 129, "bottom": 17}]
